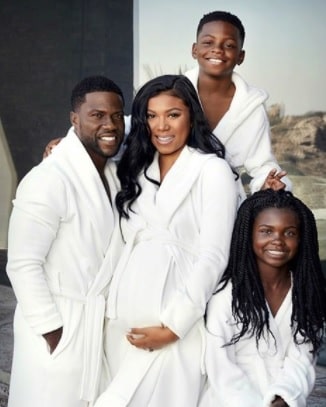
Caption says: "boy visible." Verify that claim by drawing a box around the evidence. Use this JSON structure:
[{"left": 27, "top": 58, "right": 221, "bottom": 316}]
[{"left": 185, "top": 11, "right": 291, "bottom": 194}]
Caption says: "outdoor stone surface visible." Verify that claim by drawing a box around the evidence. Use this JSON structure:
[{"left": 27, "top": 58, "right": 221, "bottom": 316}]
[
  {"left": 0, "top": 285, "right": 14, "bottom": 407},
  {"left": 0, "top": 284, "right": 325, "bottom": 406}
]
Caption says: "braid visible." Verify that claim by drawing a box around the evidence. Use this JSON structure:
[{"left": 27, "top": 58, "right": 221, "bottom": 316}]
[
  {"left": 290, "top": 198, "right": 326, "bottom": 353},
  {"left": 217, "top": 189, "right": 326, "bottom": 354}
]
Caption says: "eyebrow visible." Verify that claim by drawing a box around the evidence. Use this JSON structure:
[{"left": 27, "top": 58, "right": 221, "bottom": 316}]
[
  {"left": 88, "top": 108, "right": 123, "bottom": 113},
  {"left": 257, "top": 224, "right": 298, "bottom": 229},
  {"left": 147, "top": 107, "right": 183, "bottom": 113},
  {"left": 199, "top": 34, "right": 215, "bottom": 38},
  {"left": 200, "top": 33, "right": 237, "bottom": 39}
]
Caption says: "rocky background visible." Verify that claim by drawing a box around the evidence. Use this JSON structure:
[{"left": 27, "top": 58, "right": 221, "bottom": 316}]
[
  {"left": 270, "top": 106, "right": 326, "bottom": 263},
  {"left": 268, "top": 105, "right": 326, "bottom": 178},
  {"left": 242, "top": 105, "right": 326, "bottom": 264}
]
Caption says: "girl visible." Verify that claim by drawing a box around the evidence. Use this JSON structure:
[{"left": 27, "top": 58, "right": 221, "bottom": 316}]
[
  {"left": 201, "top": 189, "right": 326, "bottom": 407},
  {"left": 94, "top": 74, "right": 238, "bottom": 406}
]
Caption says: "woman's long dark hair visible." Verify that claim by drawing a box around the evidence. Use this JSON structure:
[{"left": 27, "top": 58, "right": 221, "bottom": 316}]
[
  {"left": 217, "top": 189, "right": 326, "bottom": 354},
  {"left": 116, "top": 74, "right": 227, "bottom": 219}
]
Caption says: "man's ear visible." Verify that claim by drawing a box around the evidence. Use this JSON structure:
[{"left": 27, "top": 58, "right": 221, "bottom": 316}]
[
  {"left": 70, "top": 111, "right": 78, "bottom": 128},
  {"left": 191, "top": 43, "right": 198, "bottom": 59},
  {"left": 237, "top": 50, "right": 245, "bottom": 66}
]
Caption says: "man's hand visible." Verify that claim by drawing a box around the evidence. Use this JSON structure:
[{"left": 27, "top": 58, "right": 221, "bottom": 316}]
[
  {"left": 271, "top": 395, "right": 289, "bottom": 407},
  {"left": 126, "top": 325, "right": 179, "bottom": 351},
  {"left": 261, "top": 168, "right": 287, "bottom": 191},
  {"left": 42, "top": 326, "right": 63, "bottom": 354},
  {"left": 43, "top": 137, "right": 63, "bottom": 159}
]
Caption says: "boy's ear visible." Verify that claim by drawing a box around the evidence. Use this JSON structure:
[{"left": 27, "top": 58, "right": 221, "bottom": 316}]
[
  {"left": 237, "top": 50, "right": 245, "bottom": 66},
  {"left": 191, "top": 43, "right": 198, "bottom": 59}
]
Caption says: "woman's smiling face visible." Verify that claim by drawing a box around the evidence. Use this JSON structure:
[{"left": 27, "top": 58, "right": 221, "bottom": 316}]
[{"left": 146, "top": 92, "right": 191, "bottom": 161}]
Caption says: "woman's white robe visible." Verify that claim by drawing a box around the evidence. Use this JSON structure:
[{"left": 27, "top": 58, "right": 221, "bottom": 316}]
[
  {"left": 184, "top": 67, "right": 292, "bottom": 194},
  {"left": 6, "top": 128, "right": 119, "bottom": 407},
  {"left": 95, "top": 146, "right": 238, "bottom": 407},
  {"left": 200, "top": 283, "right": 316, "bottom": 407}
]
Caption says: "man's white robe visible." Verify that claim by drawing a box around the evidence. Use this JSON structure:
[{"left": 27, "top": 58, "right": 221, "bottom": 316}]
[
  {"left": 200, "top": 283, "right": 316, "bottom": 407},
  {"left": 95, "top": 146, "right": 238, "bottom": 407},
  {"left": 6, "top": 128, "right": 119, "bottom": 407},
  {"left": 184, "top": 67, "right": 292, "bottom": 194}
]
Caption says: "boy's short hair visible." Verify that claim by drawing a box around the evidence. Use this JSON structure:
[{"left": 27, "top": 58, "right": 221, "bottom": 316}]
[{"left": 196, "top": 11, "right": 245, "bottom": 45}]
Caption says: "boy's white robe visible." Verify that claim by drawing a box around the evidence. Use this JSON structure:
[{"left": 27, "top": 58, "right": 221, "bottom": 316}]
[
  {"left": 6, "top": 128, "right": 119, "bottom": 407},
  {"left": 94, "top": 146, "right": 238, "bottom": 407},
  {"left": 185, "top": 67, "right": 292, "bottom": 194},
  {"left": 200, "top": 283, "right": 316, "bottom": 407}
]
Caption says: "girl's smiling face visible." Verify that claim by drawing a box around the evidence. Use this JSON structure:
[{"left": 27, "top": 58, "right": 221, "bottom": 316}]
[{"left": 252, "top": 207, "right": 300, "bottom": 273}]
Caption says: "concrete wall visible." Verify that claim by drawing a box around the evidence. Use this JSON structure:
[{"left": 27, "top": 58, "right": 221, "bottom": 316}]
[
  {"left": 0, "top": 0, "right": 133, "bottom": 181},
  {"left": 0, "top": 0, "right": 133, "bottom": 253}
]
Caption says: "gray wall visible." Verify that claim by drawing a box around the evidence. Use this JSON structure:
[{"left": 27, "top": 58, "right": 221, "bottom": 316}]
[
  {"left": 0, "top": 0, "right": 133, "bottom": 278},
  {"left": 0, "top": 0, "right": 133, "bottom": 181}
]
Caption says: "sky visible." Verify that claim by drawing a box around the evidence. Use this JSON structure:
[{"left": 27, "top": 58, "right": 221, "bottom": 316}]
[{"left": 134, "top": 0, "right": 326, "bottom": 115}]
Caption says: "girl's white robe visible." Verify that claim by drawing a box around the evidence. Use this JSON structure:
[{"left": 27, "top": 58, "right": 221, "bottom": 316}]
[
  {"left": 6, "top": 128, "right": 119, "bottom": 407},
  {"left": 200, "top": 283, "right": 316, "bottom": 407},
  {"left": 184, "top": 67, "right": 292, "bottom": 194},
  {"left": 95, "top": 146, "right": 238, "bottom": 407}
]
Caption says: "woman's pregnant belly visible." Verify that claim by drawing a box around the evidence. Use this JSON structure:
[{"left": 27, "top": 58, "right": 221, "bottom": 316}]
[{"left": 113, "top": 240, "right": 176, "bottom": 327}]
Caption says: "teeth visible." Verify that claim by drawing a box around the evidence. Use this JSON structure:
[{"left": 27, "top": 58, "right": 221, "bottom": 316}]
[
  {"left": 267, "top": 250, "right": 285, "bottom": 256},
  {"left": 209, "top": 58, "right": 223, "bottom": 64},
  {"left": 101, "top": 136, "right": 115, "bottom": 141},
  {"left": 157, "top": 136, "right": 173, "bottom": 144}
]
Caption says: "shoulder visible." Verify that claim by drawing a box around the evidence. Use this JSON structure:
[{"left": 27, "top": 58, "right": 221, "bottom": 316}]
[
  {"left": 187, "top": 151, "right": 237, "bottom": 199},
  {"left": 232, "top": 71, "right": 268, "bottom": 103},
  {"left": 182, "top": 148, "right": 236, "bottom": 196},
  {"left": 16, "top": 157, "right": 66, "bottom": 201},
  {"left": 188, "top": 148, "right": 231, "bottom": 171},
  {"left": 197, "top": 152, "right": 235, "bottom": 184}
]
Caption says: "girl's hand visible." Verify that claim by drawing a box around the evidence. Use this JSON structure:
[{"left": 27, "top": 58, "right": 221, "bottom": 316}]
[
  {"left": 262, "top": 168, "right": 287, "bottom": 191},
  {"left": 126, "top": 325, "right": 179, "bottom": 351}
]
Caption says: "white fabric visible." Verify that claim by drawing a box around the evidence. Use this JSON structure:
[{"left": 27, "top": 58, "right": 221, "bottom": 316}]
[
  {"left": 200, "top": 283, "right": 316, "bottom": 407},
  {"left": 6, "top": 128, "right": 120, "bottom": 407},
  {"left": 184, "top": 67, "right": 292, "bottom": 193},
  {"left": 95, "top": 146, "right": 238, "bottom": 407}
]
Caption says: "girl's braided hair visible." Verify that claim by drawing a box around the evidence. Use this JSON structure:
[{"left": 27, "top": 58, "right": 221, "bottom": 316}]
[{"left": 217, "top": 189, "right": 326, "bottom": 354}]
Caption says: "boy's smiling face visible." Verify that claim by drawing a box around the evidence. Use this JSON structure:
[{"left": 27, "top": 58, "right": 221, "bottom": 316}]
[{"left": 192, "top": 20, "right": 245, "bottom": 77}]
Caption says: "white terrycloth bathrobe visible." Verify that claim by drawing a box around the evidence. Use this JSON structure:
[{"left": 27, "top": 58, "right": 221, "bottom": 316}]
[
  {"left": 6, "top": 128, "right": 119, "bottom": 407},
  {"left": 184, "top": 67, "right": 292, "bottom": 195},
  {"left": 200, "top": 283, "right": 316, "bottom": 407},
  {"left": 94, "top": 146, "right": 238, "bottom": 407}
]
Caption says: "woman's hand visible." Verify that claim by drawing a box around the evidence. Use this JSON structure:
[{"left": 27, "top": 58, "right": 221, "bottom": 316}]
[
  {"left": 43, "top": 137, "right": 63, "bottom": 159},
  {"left": 126, "top": 325, "right": 179, "bottom": 351}
]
